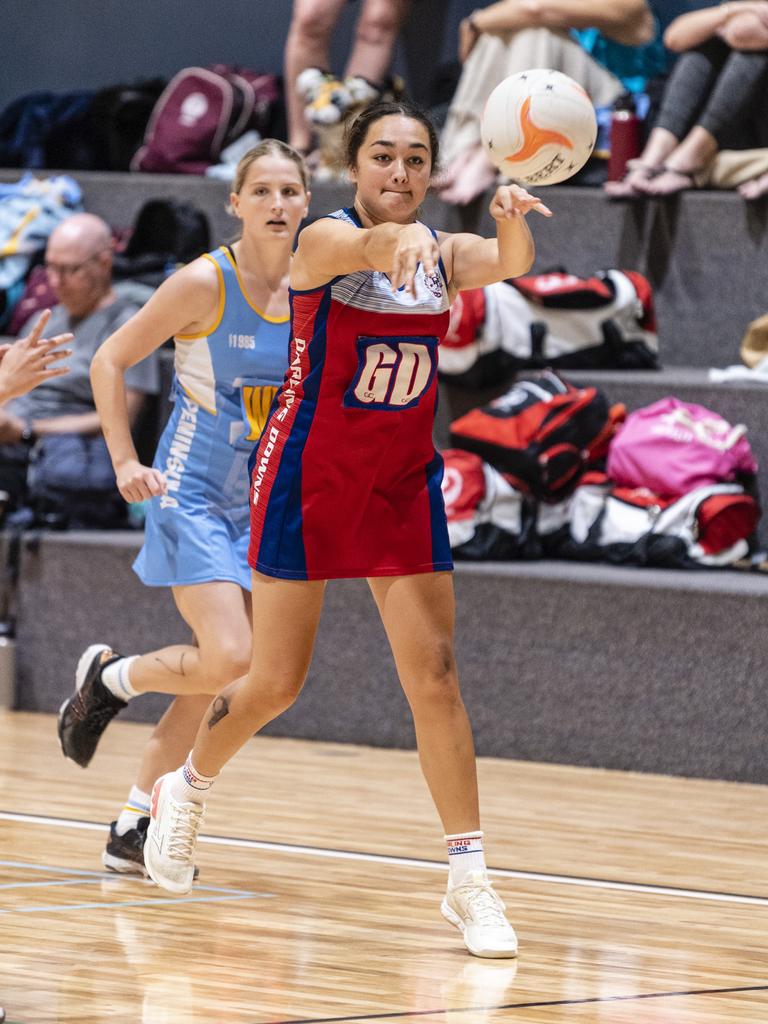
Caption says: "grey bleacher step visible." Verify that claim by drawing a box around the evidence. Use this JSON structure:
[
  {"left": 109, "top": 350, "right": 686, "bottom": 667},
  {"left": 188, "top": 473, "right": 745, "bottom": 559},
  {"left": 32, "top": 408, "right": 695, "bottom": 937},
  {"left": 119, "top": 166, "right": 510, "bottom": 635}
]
[
  {"left": 11, "top": 529, "right": 768, "bottom": 783},
  {"left": 4, "top": 169, "right": 765, "bottom": 372},
  {"left": 437, "top": 366, "right": 768, "bottom": 457}
]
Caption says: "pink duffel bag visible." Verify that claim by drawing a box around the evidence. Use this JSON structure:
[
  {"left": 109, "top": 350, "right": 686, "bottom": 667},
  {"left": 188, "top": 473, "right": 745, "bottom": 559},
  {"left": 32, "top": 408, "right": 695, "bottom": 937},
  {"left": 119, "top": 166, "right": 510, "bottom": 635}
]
[{"left": 606, "top": 397, "right": 758, "bottom": 497}]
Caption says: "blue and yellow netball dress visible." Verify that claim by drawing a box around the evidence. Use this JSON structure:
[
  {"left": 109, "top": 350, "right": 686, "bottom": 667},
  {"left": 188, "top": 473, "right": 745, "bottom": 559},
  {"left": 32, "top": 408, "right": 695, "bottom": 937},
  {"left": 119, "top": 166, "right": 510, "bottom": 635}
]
[{"left": 134, "top": 246, "right": 289, "bottom": 590}]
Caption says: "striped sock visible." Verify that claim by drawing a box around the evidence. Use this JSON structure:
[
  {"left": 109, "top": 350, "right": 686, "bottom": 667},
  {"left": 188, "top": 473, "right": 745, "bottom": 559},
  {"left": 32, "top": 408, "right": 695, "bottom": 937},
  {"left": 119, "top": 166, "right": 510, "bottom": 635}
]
[
  {"left": 101, "top": 656, "right": 140, "bottom": 700},
  {"left": 170, "top": 753, "right": 218, "bottom": 805},
  {"left": 115, "top": 786, "right": 151, "bottom": 835},
  {"left": 445, "top": 830, "right": 487, "bottom": 887}
]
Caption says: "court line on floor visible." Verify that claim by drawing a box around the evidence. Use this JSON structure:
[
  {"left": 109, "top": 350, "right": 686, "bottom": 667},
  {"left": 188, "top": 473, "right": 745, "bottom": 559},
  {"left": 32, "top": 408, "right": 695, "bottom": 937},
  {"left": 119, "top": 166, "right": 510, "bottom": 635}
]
[
  {"left": 0, "top": 857, "right": 274, "bottom": 913},
  {"left": 257, "top": 984, "right": 768, "bottom": 1024},
  {"left": 2, "top": 809, "right": 767, "bottom": 907},
  {"left": 0, "top": 893, "right": 266, "bottom": 914},
  {"left": 0, "top": 858, "right": 257, "bottom": 894}
]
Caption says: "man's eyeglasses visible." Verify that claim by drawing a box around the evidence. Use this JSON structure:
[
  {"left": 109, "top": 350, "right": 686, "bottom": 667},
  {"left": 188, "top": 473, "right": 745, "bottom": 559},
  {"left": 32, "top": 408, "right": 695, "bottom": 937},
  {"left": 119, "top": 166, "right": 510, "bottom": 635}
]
[{"left": 44, "top": 247, "right": 110, "bottom": 278}]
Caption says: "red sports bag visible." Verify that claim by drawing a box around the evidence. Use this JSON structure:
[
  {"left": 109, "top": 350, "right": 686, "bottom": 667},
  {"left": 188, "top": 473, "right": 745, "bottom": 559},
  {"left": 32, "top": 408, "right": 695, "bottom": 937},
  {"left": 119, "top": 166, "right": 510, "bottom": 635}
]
[{"left": 449, "top": 371, "right": 623, "bottom": 502}]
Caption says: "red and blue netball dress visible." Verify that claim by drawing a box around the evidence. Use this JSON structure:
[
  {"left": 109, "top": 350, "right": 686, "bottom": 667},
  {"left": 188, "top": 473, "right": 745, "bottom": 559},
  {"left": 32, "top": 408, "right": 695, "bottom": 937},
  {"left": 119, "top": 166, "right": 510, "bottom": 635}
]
[{"left": 248, "top": 207, "right": 453, "bottom": 581}]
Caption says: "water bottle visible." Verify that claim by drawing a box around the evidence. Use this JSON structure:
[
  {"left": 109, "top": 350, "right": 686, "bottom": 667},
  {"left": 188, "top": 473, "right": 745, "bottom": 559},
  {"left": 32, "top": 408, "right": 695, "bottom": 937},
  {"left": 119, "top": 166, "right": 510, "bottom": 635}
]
[{"left": 607, "top": 99, "right": 642, "bottom": 182}]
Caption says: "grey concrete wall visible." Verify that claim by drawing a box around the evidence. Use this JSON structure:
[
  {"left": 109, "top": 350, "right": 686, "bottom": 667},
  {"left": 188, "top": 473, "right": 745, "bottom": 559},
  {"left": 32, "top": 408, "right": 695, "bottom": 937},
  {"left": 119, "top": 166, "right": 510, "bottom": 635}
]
[{"left": 12, "top": 532, "right": 768, "bottom": 783}]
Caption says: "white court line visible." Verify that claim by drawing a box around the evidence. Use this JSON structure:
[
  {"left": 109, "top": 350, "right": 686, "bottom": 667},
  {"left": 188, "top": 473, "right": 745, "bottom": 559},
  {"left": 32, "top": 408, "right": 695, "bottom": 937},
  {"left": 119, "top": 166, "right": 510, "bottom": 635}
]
[{"left": 2, "top": 809, "right": 767, "bottom": 908}]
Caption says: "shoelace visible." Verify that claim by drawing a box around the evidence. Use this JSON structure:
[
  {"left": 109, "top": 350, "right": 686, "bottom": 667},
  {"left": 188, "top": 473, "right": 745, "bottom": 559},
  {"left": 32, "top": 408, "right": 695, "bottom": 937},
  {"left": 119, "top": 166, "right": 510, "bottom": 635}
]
[
  {"left": 461, "top": 883, "right": 510, "bottom": 928},
  {"left": 82, "top": 703, "right": 122, "bottom": 732},
  {"left": 167, "top": 803, "right": 203, "bottom": 862}
]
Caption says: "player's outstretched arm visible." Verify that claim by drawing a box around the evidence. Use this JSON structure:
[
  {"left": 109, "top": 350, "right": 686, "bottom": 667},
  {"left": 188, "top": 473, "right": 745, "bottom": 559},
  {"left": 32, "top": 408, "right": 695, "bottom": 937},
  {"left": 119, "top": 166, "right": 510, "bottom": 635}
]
[
  {"left": 90, "top": 258, "right": 219, "bottom": 503},
  {"left": 442, "top": 183, "right": 552, "bottom": 293},
  {"left": 292, "top": 217, "right": 440, "bottom": 297}
]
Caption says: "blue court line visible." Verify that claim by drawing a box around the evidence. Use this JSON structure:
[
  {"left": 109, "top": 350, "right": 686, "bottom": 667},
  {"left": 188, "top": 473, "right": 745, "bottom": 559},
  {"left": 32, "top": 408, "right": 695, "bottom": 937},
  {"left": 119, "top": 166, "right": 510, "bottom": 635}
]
[
  {"left": 0, "top": 878, "right": 107, "bottom": 890},
  {"left": 0, "top": 892, "right": 265, "bottom": 914},
  {"left": 0, "top": 858, "right": 275, "bottom": 913},
  {"left": 0, "top": 859, "right": 109, "bottom": 878},
  {"left": 0, "top": 859, "right": 258, "bottom": 895}
]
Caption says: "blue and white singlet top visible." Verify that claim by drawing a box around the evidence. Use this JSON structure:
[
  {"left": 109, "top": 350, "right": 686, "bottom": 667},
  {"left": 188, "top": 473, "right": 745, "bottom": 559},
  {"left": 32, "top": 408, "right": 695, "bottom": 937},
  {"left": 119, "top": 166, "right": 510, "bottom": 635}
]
[{"left": 133, "top": 245, "right": 290, "bottom": 589}]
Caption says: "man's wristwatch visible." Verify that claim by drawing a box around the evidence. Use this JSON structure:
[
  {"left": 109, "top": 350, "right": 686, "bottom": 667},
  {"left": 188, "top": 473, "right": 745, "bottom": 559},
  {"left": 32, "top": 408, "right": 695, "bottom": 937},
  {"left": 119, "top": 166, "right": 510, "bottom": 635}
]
[{"left": 19, "top": 422, "right": 37, "bottom": 446}]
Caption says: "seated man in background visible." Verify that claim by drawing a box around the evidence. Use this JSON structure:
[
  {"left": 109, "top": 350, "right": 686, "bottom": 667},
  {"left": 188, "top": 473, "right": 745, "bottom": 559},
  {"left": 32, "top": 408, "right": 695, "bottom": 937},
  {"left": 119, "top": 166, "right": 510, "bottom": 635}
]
[
  {"left": 438, "top": 0, "right": 666, "bottom": 204},
  {"left": 0, "top": 213, "right": 159, "bottom": 526}
]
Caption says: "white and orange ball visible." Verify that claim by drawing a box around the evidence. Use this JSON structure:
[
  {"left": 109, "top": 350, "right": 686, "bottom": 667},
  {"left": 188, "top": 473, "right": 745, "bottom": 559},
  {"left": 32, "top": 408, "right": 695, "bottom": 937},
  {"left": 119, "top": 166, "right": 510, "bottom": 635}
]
[{"left": 481, "top": 69, "right": 597, "bottom": 186}]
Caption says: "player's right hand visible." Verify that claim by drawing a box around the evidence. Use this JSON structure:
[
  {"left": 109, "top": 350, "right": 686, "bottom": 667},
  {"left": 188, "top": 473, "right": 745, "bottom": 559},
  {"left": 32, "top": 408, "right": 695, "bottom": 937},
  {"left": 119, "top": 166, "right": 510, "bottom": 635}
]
[
  {"left": 0, "top": 309, "right": 73, "bottom": 400},
  {"left": 116, "top": 460, "right": 167, "bottom": 503},
  {"left": 390, "top": 224, "right": 440, "bottom": 297}
]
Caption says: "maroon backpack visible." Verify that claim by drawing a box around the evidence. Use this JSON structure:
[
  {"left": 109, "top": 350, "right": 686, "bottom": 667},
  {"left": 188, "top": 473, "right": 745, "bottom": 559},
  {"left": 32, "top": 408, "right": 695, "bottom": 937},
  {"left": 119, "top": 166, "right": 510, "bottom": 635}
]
[{"left": 132, "top": 65, "right": 280, "bottom": 174}]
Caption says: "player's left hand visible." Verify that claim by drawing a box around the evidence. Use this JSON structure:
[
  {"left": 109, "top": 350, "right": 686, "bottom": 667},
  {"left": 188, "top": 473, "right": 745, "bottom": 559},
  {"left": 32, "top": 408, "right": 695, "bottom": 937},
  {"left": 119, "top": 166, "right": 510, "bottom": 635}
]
[{"left": 490, "top": 184, "right": 552, "bottom": 221}]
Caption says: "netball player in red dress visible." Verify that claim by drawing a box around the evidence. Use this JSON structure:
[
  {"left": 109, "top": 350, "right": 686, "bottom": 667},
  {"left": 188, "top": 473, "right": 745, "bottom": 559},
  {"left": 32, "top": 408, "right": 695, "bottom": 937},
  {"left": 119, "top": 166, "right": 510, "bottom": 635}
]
[{"left": 145, "top": 101, "right": 551, "bottom": 958}]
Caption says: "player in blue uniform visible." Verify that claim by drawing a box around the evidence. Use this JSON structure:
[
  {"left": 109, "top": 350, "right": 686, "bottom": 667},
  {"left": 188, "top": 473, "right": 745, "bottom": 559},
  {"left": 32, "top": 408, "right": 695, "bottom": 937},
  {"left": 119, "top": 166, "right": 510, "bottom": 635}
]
[
  {"left": 56, "top": 141, "right": 310, "bottom": 874},
  {"left": 145, "top": 102, "right": 551, "bottom": 958}
]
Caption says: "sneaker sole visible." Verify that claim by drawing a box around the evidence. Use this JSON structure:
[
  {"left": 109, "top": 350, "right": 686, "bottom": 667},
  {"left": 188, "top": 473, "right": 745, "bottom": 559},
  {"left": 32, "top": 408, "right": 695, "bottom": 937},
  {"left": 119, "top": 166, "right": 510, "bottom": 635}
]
[
  {"left": 57, "top": 644, "right": 113, "bottom": 764},
  {"left": 440, "top": 898, "right": 518, "bottom": 959},
  {"left": 102, "top": 850, "right": 148, "bottom": 876},
  {"left": 102, "top": 848, "right": 199, "bottom": 880}
]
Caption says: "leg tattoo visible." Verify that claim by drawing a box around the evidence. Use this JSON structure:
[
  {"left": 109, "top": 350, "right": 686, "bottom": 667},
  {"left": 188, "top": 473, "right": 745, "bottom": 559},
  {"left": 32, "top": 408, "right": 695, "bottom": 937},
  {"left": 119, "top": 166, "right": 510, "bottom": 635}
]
[
  {"left": 155, "top": 652, "right": 187, "bottom": 676},
  {"left": 207, "top": 696, "right": 229, "bottom": 730}
]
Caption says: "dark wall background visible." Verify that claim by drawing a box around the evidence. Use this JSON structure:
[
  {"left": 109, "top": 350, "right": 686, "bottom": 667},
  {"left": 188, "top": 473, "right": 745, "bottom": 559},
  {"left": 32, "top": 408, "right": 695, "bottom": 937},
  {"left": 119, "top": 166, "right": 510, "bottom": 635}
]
[{"left": 0, "top": 0, "right": 472, "bottom": 112}]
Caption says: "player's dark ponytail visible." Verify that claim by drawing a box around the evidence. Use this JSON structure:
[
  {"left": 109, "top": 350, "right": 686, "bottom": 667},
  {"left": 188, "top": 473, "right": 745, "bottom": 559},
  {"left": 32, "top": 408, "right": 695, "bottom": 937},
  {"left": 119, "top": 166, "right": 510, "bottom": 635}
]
[{"left": 344, "top": 101, "right": 439, "bottom": 172}]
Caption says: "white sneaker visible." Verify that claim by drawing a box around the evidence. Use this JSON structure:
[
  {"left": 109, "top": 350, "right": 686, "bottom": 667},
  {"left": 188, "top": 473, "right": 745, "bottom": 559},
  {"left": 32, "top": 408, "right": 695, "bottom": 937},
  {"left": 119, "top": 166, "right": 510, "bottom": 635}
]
[
  {"left": 441, "top": 871, "right": 518, "bottom": 958},
  {"left": 144, "top": 773, "right": 204, "bottom": 895}
]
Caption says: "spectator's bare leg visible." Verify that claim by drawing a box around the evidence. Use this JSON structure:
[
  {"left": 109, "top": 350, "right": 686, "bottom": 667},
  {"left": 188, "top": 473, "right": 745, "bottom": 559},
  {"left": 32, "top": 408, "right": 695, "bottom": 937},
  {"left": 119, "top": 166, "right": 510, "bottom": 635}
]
[
  {"left": 344, "top": 0, "right": 411, "bottom": 85},
  {"left": 439, "top": 146, "right": 499, "bottom": 206},
  {"left": 285, "top": 0, "right": 348, "bottom": 152}
]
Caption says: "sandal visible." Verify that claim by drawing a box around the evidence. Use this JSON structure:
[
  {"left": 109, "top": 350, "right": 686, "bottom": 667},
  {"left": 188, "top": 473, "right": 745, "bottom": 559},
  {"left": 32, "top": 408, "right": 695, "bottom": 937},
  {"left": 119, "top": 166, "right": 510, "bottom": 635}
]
[
  {"left": 642, "top": 164, "right": 707, "bottom": 196},
  {"left": 603, "top": 160, "right": 663, "bottom": 199}
]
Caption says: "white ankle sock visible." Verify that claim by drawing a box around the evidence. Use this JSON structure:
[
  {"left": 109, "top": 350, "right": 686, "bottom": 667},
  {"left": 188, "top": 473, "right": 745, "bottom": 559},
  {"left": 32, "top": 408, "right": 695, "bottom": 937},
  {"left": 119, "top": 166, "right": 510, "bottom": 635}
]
[
  {"left": 115, "top": 786, "right": 151, "bottom": 835},
  {"left": 445, "top": 830, "right": 487, "bottom": 887},
  {"left": 101, "top": 656, "right": 140, "bottom": 700},
  {"left": 169, "top": 753, "right": 217, "bottom": 805}
]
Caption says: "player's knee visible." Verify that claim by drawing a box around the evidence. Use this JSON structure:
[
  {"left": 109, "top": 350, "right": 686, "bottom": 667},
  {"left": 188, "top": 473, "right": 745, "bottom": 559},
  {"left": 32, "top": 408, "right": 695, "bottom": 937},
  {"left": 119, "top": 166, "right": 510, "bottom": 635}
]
[
  {"left": 405, "top": 644, "right": 460, "bottom": 706},
  {"left": 248, "top": 670, "right": 306, "bottom": 714},
  {"left": 291, "top": 4, "right": 337, "bottom": 45},
  {"left": 201, "top": 641, "right": 251, "bottom": 692},
  {"left": 355, "top": 3, "right": 400, "bottom": 44},
  {"left": 722, "top": 14, "right": 767, "bottom": 49}
]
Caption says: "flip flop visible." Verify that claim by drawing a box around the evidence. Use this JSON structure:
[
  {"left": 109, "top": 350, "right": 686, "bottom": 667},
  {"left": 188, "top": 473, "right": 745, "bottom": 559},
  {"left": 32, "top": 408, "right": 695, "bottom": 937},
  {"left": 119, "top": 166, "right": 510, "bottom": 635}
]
[
  {"left": 643, "top": 165, "right": 707, "bottom": 196},
  {"left": 604, "top": 160, "right": 664, "bottom": 199}
]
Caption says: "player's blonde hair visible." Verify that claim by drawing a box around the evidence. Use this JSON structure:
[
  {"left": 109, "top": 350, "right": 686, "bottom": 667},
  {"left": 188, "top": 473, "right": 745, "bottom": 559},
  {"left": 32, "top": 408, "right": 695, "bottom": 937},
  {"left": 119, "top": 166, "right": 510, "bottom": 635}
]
[{"left": 231, "top": 139, "right": 310, "bottom": 195}]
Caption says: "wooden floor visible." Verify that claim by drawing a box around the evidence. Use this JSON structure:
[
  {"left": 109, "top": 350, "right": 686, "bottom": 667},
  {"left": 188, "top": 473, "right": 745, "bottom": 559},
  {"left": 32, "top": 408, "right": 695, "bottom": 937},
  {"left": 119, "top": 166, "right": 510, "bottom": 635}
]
[{"left": 1, "top": 711, "right": 766, "bottom": 1024}]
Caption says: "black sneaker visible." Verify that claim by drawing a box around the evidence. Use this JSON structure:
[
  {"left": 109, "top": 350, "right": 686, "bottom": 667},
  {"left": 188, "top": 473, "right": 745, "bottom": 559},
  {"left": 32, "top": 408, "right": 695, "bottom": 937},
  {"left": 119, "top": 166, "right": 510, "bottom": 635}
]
[
  {"left": 103, "top": 817, "right": 150, "bottom": 875},
  {"left": 102, "top": 817, "right": 199, "bottom": 879},
  {"left": 57, "top": 643, "right": 127, "bottom": 767}
]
